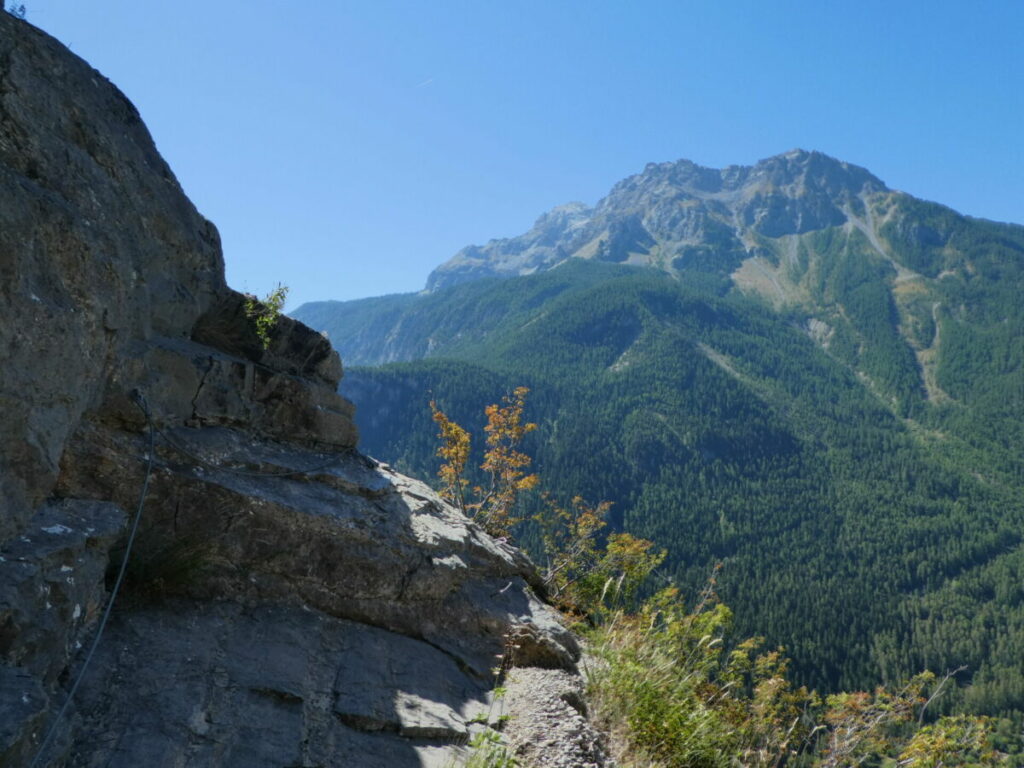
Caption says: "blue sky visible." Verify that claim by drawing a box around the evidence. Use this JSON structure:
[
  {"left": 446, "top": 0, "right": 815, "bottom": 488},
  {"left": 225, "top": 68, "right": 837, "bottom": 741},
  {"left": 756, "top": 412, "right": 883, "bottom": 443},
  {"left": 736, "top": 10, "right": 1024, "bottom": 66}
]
[{"left": 24, "top": 1, "right": 1024, "bottom": 309}]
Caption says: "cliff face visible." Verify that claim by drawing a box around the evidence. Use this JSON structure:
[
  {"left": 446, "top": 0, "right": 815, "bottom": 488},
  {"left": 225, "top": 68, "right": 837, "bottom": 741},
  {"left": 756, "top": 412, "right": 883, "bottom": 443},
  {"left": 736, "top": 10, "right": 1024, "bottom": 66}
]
[{"left": 0, "top": 14, "right": 578, "bottom": 767}]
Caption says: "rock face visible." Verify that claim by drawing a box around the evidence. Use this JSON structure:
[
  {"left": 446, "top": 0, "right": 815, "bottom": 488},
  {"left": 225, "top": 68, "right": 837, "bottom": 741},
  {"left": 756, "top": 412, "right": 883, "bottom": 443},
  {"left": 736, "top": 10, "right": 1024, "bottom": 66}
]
[
  {"left": 0, "top": 14, "right": 579, "bottom": 767},
  {"left": 426, "top": 149, "right": 888, "bottom": 290}
]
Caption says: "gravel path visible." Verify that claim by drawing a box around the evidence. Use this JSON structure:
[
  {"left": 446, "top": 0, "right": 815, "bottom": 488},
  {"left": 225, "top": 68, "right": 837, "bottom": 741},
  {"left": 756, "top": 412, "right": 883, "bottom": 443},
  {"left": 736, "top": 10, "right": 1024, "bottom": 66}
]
[{"left": 502, "top": 667, "right": 612, "bottom": 768}]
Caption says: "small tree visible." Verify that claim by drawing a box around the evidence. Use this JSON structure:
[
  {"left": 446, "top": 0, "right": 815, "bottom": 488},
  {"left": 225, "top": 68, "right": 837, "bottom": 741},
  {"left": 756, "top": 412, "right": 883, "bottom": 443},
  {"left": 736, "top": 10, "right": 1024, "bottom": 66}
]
[
  {"left": 818, "top": 676, "right": 931, "bottom": 767},
  {"left": 431, "top": 387, "right": 663, "bottom": 617},
  {"left": 431, "top": 386, "right": 537, "bottom": 538},
  {"left": 431, "top": 403, "right": 471, "bottom": 513},
  {"left": 244, "top": 283, "right": 288, "bottom": 350}
]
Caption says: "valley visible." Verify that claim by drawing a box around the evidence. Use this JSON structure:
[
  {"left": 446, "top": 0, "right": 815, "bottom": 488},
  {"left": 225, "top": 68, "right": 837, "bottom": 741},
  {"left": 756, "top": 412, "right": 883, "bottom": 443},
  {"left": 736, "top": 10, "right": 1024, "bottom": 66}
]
[{"left": 295, "top": 151, "right": 1024, "bottom": 713}]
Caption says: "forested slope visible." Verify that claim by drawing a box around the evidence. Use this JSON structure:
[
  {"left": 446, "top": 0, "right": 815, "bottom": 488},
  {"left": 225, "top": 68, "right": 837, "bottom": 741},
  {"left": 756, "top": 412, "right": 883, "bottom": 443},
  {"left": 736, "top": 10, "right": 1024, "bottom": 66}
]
[{"left": 293, "top": 152, "right": 1024, "bottom": 713}]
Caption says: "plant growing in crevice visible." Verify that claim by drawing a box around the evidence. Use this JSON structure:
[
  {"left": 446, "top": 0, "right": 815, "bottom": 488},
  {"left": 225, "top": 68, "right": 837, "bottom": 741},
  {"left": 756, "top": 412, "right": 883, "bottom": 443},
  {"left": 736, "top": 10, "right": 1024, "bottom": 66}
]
[
  {"left": 244, "top": 283, "right": 288, "bottom": 350},
  {"left": 449, "top": 636, "right": 518, "bottom": 768},
  {"left": 459, "top": 729, "right": 517, "bottom": 768}
]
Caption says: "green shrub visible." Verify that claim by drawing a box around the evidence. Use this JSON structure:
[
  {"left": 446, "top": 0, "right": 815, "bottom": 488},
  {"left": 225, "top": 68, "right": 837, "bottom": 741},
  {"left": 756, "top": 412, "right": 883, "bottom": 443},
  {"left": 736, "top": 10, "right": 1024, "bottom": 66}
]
[{"left": 244, "top": 283, "right": 289, "bottom": 350}]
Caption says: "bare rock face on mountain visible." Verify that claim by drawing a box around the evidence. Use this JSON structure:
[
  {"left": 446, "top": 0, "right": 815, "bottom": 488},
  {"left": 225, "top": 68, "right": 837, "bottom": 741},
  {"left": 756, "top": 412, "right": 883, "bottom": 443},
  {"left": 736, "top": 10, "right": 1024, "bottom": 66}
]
[
  {"left": 0, "top": 14, "right": 579, "bottom": 767},
  {"left": 426, "top": 149, "right": 889, "bottom": 291}
]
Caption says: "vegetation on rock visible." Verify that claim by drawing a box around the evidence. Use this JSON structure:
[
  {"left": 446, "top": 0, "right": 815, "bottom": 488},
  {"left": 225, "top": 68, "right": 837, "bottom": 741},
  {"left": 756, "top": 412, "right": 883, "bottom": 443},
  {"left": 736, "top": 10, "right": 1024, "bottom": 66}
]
[
  {"left": 432, "top": 386, "right": 538, "bottom": 539},
  {"left": 432, "top": 387, "right": 662, "bottom": 617},
  {"left": 244, "top": 282, "right": 289, "bottom": 349}
]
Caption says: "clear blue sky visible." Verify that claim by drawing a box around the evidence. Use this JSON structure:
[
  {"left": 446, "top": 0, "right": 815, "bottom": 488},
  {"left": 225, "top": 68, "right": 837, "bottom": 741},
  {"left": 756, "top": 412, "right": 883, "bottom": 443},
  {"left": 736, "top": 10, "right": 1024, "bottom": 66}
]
[{"left": 23, "top": 1, "right": 1024, "bottom": 309}]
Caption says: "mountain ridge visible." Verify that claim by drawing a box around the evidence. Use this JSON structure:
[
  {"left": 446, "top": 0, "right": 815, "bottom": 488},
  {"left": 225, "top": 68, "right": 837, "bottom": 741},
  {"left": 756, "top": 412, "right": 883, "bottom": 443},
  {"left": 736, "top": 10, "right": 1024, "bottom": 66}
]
[
  {"left": 300, "top": 149, "right": 1023, "bottom": 425},
  {"left": 425, "top": 149, "right": 898, "bottom": 291},
  {"left": 293, "top": 151, "right": 1024, "bottom": 708}
]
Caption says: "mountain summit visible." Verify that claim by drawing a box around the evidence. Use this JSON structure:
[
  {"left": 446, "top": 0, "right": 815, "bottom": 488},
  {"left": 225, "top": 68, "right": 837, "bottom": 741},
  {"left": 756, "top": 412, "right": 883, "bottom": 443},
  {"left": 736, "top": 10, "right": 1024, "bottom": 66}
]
[{"left": 426, "top": 150, "right": 889, "bottom": 290}]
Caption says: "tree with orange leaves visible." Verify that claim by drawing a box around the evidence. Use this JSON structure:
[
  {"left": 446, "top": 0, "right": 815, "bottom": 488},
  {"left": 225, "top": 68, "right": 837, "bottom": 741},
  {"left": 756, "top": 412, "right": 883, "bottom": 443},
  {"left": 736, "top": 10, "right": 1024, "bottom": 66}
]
[
  {"left": 432, "top": 387, "right": 663, "bottom": 617},
  {"left": 431, "top": 386, "right": 538, "bottom": 538}
]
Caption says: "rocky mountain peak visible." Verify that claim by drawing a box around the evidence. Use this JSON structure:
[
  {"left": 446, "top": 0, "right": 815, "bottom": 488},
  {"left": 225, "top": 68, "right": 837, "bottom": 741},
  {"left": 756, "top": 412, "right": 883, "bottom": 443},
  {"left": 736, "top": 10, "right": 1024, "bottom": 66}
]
[
  {"left": 744, "top": 149, "right": 887, "bottom": 198},
  {"left": 610, "top": 149, "right": 886, "bottom": 204},
  {"left": 426, "top": 149, "right": 892, "bottom": 291}
]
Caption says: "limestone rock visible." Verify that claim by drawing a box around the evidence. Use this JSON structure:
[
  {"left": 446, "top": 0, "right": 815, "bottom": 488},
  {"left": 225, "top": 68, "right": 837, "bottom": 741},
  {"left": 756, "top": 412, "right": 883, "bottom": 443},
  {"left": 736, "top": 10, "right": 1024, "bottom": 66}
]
[
  {"left": 0, "top": 11, "right": 224, "bottom": 543},
  {"left": 0, "top": 665, "right": 50, "bottom": 768},
  {"left": 0, "top": 501, "right": 126, "bottom": 767},
  {"left": 0, "top": 13, "right": 584, "bottom": 767},
  {"left": 0, "top": 501, "right": 126, "bottom": 684},
  {"left": 68, "top": 602, "right": 489, "bottom": 767}
]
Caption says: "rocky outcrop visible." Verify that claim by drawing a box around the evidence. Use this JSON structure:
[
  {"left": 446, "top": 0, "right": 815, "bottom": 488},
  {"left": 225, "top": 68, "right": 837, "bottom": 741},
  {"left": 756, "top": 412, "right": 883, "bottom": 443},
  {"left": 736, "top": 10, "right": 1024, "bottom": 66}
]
[
  {"left": 0, "top": 13, "right": 579, "bottom": 767},
  {"left": 425, "top": 149, "right": 889, "bottom": 290}
]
